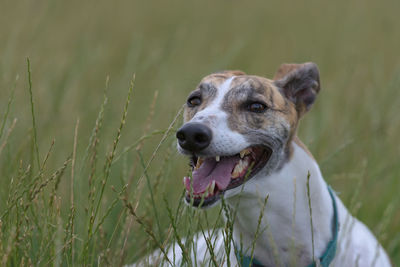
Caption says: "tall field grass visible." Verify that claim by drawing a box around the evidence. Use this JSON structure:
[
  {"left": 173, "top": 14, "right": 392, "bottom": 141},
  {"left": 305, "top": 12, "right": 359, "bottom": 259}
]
[{"left": 0, "top": 0, "right": 399, "bottom": 265}]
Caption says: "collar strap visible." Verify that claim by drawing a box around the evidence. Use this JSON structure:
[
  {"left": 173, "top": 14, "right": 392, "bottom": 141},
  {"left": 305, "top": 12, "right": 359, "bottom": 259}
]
[{"left": 235, "top": 185, "right": 339, "bottom": 267}]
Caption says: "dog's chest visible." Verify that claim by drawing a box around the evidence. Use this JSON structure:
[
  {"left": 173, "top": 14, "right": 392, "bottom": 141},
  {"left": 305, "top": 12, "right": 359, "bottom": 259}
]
[{"left": 225, "top": 143, "right": 333, "bottom": 266}]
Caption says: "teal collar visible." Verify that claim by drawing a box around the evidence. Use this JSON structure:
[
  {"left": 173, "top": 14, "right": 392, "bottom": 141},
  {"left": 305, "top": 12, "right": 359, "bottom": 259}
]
[{"left": 235, "top": 186, "right": 339, "bottom": 267}]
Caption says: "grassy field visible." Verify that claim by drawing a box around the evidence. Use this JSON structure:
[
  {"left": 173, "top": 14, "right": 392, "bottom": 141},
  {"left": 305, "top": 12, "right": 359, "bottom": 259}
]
[{"left": 0, "top": 0, "right": 399, "bottom": 265}]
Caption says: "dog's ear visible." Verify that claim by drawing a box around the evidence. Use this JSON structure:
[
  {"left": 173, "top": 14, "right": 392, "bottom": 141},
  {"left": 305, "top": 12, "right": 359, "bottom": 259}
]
[{"left": 273, "top": 62, "right": 320, "bottom": 117}]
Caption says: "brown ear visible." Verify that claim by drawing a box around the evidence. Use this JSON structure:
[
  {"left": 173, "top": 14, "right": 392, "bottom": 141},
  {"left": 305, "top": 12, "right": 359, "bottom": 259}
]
[{"left": 273, "top": 62, "right": 321, "bottom": 116}]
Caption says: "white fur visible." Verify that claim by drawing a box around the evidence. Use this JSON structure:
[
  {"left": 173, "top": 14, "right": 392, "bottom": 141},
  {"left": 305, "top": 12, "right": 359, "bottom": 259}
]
[
  {"left": 131, "top": 142, "right": 391, "bottom": 266},
  {"left": 225, "top": 143, "right": 391, "bottom": 266},
  {"left": 188, "top": 77, "right": 250, "bottom": 156}
]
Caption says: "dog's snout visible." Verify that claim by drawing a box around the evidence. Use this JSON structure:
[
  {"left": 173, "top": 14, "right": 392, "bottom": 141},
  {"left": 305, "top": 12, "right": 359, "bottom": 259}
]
[{"left": 176, "top": 123, "right": 212, "bottom": 152}]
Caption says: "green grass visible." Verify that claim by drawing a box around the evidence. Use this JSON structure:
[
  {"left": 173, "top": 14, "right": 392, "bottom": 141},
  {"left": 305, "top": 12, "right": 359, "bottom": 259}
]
[{"left": 0, "top": 0, "right": 399, "bottom": 265}]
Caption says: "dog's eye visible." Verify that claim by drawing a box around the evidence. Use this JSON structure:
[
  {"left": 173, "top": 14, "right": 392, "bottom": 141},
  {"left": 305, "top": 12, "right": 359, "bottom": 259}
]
[
  {"left": 187, "top": 96, "right": 201, "bottom": 107},
  {"left": 247, "top": 102, "right": 267, "bottom": 113}
]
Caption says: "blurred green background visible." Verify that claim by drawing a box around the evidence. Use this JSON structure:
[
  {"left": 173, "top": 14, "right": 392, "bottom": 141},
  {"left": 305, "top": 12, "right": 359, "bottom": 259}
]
[{"left": 1, "top": 0, "right": 399, "bottom": 265}]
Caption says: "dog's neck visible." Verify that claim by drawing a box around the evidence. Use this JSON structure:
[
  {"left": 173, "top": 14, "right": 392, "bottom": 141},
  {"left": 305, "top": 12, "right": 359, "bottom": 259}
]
[{"left": 226, "top": 138, "right": 334, "bottom": 266}]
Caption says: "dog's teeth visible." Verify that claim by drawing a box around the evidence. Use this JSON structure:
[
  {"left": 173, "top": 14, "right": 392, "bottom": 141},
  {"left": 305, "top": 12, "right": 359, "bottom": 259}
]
[
  {"left": 232, "top": 170, "right": 240, "bottom": 179},
  {"left": 195, "top": 157, "right": 204, "bottom": 169},
  {"left": 232, "top": 162, "right": 243, "bottom": 178},
  {"left": 232, "top": 158, "right": 251, "bottom": 178},
  {"left": 239, "top": 148, "right": 251, "bottom": 158},
  {"left": 209, "top": 180, "right": 215, "bottom": 193},
  {"left": 216, "top": 155, "right": 220, "bottom": 162}
]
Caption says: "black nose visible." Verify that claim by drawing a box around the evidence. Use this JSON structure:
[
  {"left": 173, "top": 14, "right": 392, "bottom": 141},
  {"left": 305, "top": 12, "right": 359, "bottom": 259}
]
[{"left": 176, "top": 123, "right": 212, "bottom": 152}]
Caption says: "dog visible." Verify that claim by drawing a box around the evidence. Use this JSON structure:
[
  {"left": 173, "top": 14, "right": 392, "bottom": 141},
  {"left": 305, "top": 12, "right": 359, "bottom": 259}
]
[{"left": 136, "top": 63, "right": 391, "bottom": 266}]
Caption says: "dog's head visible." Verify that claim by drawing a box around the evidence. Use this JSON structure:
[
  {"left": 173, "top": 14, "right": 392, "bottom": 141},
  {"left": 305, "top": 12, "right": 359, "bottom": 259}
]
[{"left": 177, "top": 63, "right": 320, "bottom": 207}]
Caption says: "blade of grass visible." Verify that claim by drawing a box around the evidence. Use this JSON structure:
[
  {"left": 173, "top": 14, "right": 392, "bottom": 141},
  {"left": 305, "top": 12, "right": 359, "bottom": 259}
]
[
  {"left": 137, "top": 151, "right": 163, "bottom": 240},
  {"left": 82, "top": 74, "right": 134, "bottom": 263},
  {"left": 26, "top": 58, "right": 40, "bottom": 169},
  {"left": 69, "top": 118, "right": 79, "bottom": 264},
  {"left": 0, "top": 75, "right": 18, "bottom": 140},
  {"left": 164, "top": 196, "right": 192, "bottom": 266},
  {"left": 133, "top": 104, "right": 184, "bottom": 212},
  {"left": 249, "top": 194, "right": 269, "bottom": 266},
  {"left": 0, "top": 118, "right": 17, "bottom": 157},
  {"left": 123, "top": 197, "right": 173, "bottom": 266},
  {"left": 306, "top": 171, "right": 315, "bottom": 262}
]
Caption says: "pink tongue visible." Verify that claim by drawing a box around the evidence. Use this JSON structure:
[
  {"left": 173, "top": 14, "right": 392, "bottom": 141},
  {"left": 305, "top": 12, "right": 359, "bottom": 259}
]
[{"left": 185, "top": 157, "right": 238, "bottom": 194}]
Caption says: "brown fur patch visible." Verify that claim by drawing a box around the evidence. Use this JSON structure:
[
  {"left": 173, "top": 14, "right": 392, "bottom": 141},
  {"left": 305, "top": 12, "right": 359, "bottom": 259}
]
[
  {"left": 213, "top": 70, "right": 246, "bottom": 76},
  {"left": 273, "top": 63, "right": 305, "bottom": 80},
  {"left": 222, "top": 76, "right": 298, "bottom": 137},
  {"left": 183, "top": 82, "right": 218, "bottom": 122}
]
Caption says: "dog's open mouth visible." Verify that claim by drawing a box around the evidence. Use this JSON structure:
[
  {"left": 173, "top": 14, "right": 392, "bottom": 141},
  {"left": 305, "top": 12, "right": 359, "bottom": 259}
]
[{"left": 183, "top": 146, "right": 272, "bottom": 207}]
